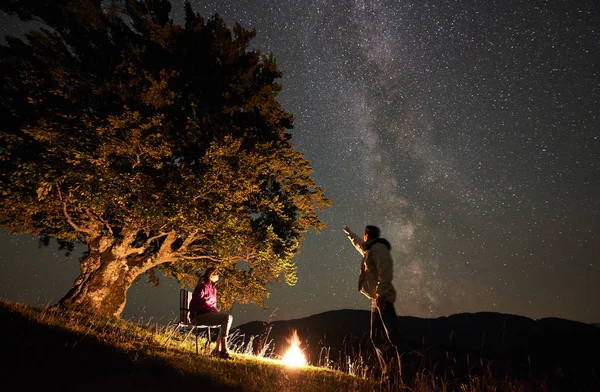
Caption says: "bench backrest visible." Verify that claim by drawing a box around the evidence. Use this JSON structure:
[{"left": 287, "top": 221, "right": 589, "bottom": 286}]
[{"left": 179, "top": 289, "right": 192, "bottom": 324}]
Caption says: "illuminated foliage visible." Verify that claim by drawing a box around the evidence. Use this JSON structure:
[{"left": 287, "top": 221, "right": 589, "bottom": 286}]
[{"left": 0, "top": 0, "right": 330, "bottom": 317}]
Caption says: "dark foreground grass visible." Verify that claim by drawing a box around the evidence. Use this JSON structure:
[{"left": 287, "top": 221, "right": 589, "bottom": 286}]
[
  {"left": 4, "top": 299, "right": 597, "bottom": 391},
  {"left": 1, "top": 299, "right": 375, "bottom": 392}
]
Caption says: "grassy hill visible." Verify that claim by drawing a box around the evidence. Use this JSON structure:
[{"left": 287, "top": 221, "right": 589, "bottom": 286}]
[
  {"left": 1, "top": 300, "right": 375, "bottom": 392},
  {"left": 4, "top": 299, "right": 598, "bottom": 391}
]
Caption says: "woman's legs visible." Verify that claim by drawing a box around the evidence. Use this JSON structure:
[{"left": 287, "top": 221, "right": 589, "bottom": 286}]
[
  {"left": 217, "top": 313, "right": 233, "bottom": 352},
  {"left": 192, "top": 311, "right": 233, "bottom": 353}
]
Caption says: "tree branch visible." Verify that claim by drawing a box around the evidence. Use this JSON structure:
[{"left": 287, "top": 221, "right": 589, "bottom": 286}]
[
  {"left": 122, "top": 232, "right": 170, "bottom": 266},
  {"left": 180, "top": 229, "right": 201, "bottom": 250},
  {"left": 156, "top": 231, "right": 177, "bottom": 258},
  {"left": 85, "top": 208, "right": 113, "bottom": 236},
  {"left": 182, "top": 255, "right": 222, "bottom": 262},
  {"left": 147, "top": 232, "right": 168, "bottom": 243},
  {"left": 62, "top": 201, "right": 94, "bottom": 235},
  {"left": 193, "top": 168, "right": 222, "bottom": 200}
]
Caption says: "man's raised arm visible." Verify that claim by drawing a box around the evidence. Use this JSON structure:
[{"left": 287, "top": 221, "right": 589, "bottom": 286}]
[{"left": 344, "top": 226, "right": 366, "bottom": 256}]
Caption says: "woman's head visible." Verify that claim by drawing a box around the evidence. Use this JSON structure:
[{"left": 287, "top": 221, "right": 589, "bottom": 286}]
[{"left": 202, "top": 267, "right": 219, "bottom": 283}]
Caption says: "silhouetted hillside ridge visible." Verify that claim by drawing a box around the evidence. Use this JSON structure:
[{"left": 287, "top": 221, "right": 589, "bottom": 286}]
[{"left": 234, "top": 309, "right": 600, "bottom": 390}]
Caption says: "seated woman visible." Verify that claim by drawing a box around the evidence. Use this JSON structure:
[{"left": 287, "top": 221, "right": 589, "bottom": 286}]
[{"left": 189, "top": 267, "right": 234, "bottom": 360}]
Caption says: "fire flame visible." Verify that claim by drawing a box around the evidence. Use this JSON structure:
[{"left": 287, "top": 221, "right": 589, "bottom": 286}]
[{"left": 281, "top": 330, "right": 307, "bottom": 367}]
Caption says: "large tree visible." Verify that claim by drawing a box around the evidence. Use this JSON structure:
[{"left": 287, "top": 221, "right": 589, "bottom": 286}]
[{"left": 0, "top": 0, "right": 330, "bottom": 318}]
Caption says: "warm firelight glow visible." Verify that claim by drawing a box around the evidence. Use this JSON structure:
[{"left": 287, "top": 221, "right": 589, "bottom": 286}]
[{"left": 281, "top": 330, "right": 307, "bottom": 367}]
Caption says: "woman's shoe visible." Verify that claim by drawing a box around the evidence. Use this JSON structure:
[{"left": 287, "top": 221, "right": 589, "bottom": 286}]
[{"left": 219, "top": 350, "right": 234, "bottom": 360}]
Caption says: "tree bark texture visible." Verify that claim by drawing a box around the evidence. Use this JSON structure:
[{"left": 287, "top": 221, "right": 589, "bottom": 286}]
[{"left": 58, "top": 233, "right": 171, "bottom": 318}]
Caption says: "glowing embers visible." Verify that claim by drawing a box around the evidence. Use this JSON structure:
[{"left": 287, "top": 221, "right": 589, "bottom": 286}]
[{"left": 281, "top": 329, "right": 307, "bottom": 367}]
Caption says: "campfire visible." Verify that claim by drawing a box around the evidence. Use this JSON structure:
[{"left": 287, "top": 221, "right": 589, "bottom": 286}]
[{"left": 281, "top": 329, "right": 307, "bottom": 367}]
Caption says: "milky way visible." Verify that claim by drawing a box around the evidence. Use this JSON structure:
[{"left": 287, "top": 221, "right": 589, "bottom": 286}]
[{"left": 1, "top": 0, "right": 598, "bottom": 327}]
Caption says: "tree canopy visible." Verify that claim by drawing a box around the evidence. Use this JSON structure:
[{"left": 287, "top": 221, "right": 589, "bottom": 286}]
[{"left": 0, "top": 0, "right": 330, "bottom": 317}]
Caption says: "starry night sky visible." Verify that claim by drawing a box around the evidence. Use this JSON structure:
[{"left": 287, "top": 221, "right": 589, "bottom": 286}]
[{"left": 1, "top": 0, "right": 598, "bottom": 328}]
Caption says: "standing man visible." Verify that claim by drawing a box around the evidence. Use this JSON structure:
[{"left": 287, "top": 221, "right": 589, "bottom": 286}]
[{"left": 344, "top": 225, "right": 401, "bottom": 364}]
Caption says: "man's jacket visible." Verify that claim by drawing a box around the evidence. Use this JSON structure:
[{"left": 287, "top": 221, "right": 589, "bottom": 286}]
[{"left": 347, "top": 229, "right": 397, "bottom": 303}]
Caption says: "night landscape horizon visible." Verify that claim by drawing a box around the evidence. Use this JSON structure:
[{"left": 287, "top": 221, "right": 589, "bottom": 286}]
[{"left": 1, "top": 0, "right": 598, "bottom": 332}]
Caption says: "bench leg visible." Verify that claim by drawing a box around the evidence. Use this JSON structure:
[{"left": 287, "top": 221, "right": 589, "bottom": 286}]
[
  {"left": 163, "top": 323, "right": 181, "bottom": 348},
  {"left": 205, "top": 327, "right": 212, "bottom": 352},
  {"left": 179, "top": 326, "right": 196, "bottom": 349}
]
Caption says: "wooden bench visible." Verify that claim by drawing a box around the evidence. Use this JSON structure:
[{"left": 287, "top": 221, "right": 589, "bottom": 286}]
[{"left": 163, "top": 289, "right": 214, "bottom": 355}]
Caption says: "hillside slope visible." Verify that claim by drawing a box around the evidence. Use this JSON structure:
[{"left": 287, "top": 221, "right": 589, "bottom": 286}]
[{"left": 1, "top": 301, "right": 374, "bottom": 392}]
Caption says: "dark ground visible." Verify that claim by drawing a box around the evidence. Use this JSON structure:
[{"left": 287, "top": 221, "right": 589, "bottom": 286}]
[
  {"left": 1, "top": 301, "right": 235, "bottom": 392},
  {"left": 4, "top": 300, "right": 599, "bottom": 391}
]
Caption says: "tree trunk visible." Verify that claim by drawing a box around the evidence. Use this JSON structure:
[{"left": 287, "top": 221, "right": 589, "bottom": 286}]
[{"left": 58, "top": 237, "right": 141, "bottom": 318}]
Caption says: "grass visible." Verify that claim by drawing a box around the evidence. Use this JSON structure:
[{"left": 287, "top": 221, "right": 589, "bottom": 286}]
[
  {"left": 2, "top": 299, "right": 588, "bottom": 391},
  {"left": 2, "top": 299, "right": 375, "bottom": 392}
]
